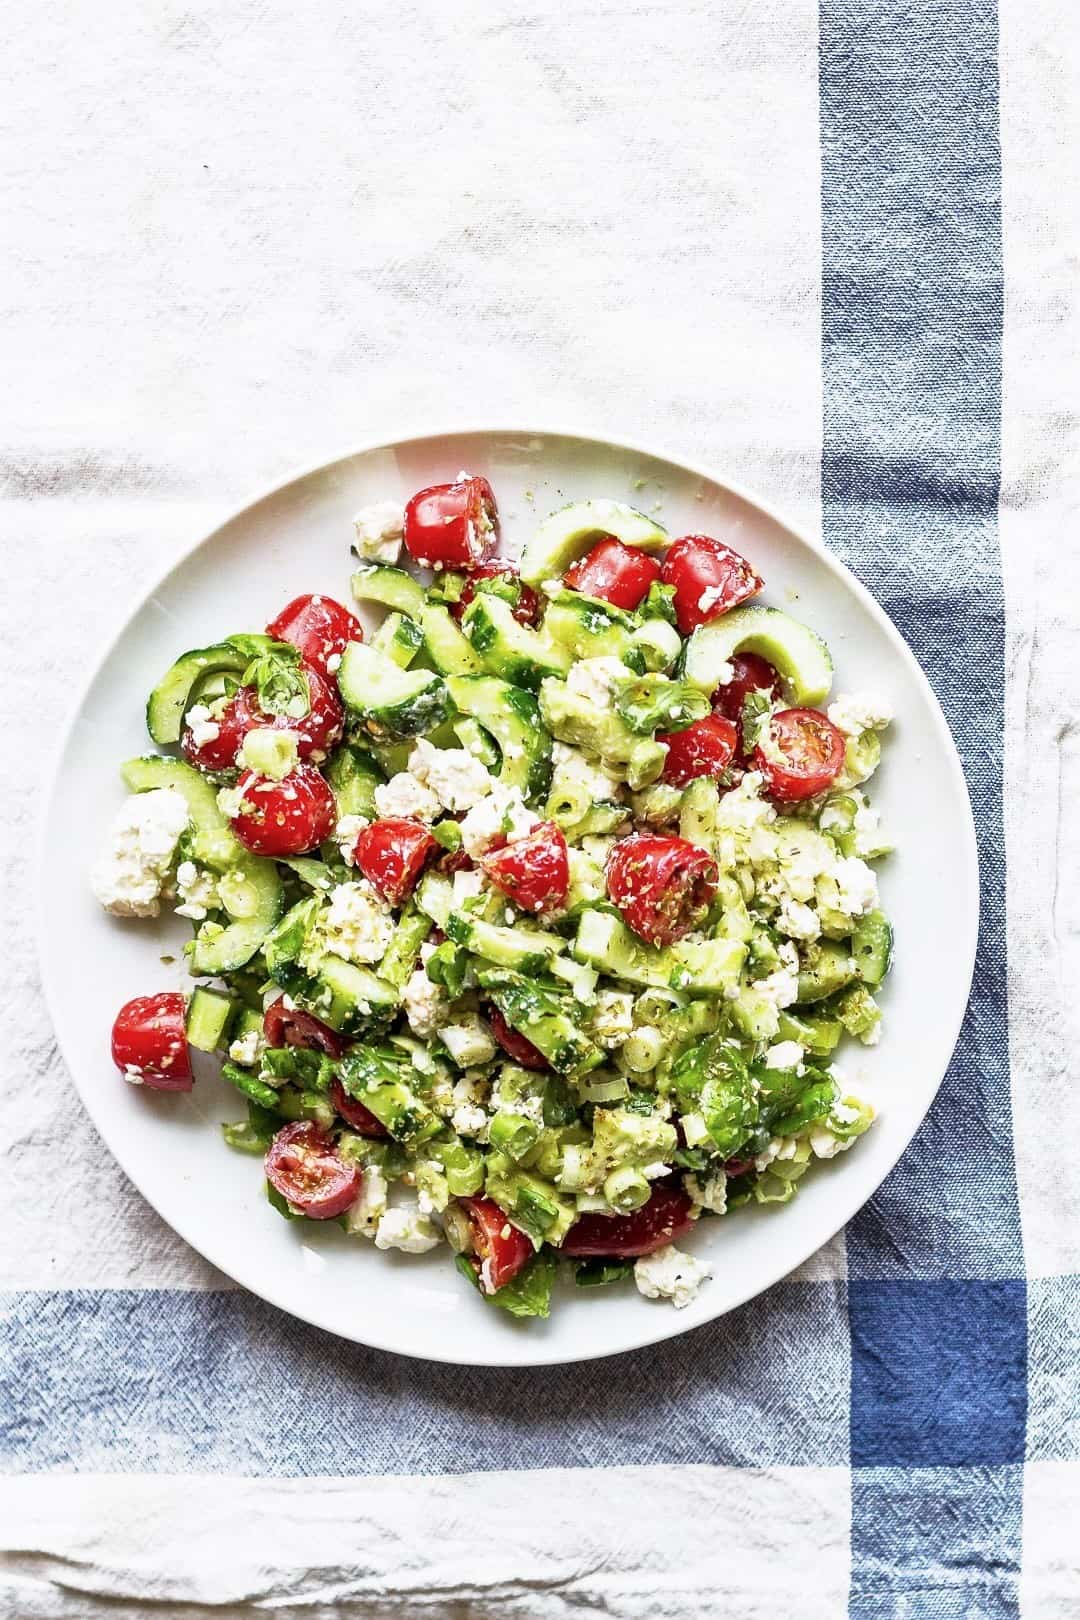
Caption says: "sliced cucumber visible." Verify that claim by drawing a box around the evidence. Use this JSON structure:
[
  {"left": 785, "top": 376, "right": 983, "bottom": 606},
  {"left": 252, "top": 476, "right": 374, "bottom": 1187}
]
[
  {"left": 274, "top": 954, "right": 399, "bottom": 1036},
  {"left": 120, "top": 755, "right": 284, "bottom": 974},
  {"left": 851, "top": 909, "right": 893, "bottom": 987},
  {"left": 538, "top": 679, "right": 645, "bottom": 767},
  {"left": 418, "top": 603, "right": 484, "bottom": 676},
  {"left": 325, "top": 743, "right": 383, "bottom": 819},
  {"left": 379, "top": 901, "right": 432, "bottom": 989},
  {"left": 519, "top": 500, "right": 668, "bottom": 587},
  {"left": 672, "top": 936, "right": 746, "bottom": 994},
  {"left": 337, "top": 641, "right": 450, "bottom": 739},
  {"left": 445, "top": 913, "right": 566, "bottom": 972},
  {"left": 445, "top": 675, "right": 551, "bottom": 801},
  {"left": 461, "top": 594, "right": 571, "bottom": 688},
  {"left": 543, "top": 591, "right": 635, "bottom": 663},
  {"left": 185, "top": 986, "right": 236, "bottom": 1053},
  {"left": 682, "top": 605, "right": 833, "bottom": 706},
  {"left": 572, "top": 909, "right": 676, "bottom": 989},
  {"left": 475, "top": 967, "right": 604, "bottom": 1081},
  {"left": 350, "top": 562, "right": 426, "bottom": 619},
  {"left": 452, "top": 716, "right": 500, "bottom": 771},
  {"left": 145, "top": 638, "right": 264, "bottom": 746},
  {"left": 796, "top": 939, "right": 857, "bottom": 1004},
  {"left": 371, "top": 611, "right": 423, "bottom": 668}
]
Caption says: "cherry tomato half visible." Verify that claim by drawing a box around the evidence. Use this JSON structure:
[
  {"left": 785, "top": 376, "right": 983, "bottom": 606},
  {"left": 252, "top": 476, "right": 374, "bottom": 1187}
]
[
  {"left": 658, "top": 713, "right": 738, "bottom": 788},
  {"left": 328, "top": 1077, "right": 389, "bottom": 1137},
  {"left": 265, "top": 594, "right": 363, "bottom": 678},
  {"left": 264, "top": 1120, "right": 361, "bottom": 1219},
  {"left": 487, "top": 1004, "right": 549, "bottom": 1071},
  {"left": 712, "top": 652, "right": 783, "bottom": 755},
  {"left": 229, "top": 764, "right": 337, "bottom": 856},
  {"left": 404, "top": 475, "right": 498, "bottom": 571},
  {"left": 563, "top": 537, "right": 662, "bottom": 611},
  {"left": 351, "top": 818, "right": 439, "bottom": 905},
  {"left": 606, "top": 834, "right": 718, "bottom": 948},
  {"left": 752, "top": 707, "right": 846, "bottom": 802},
  {"left": 263, "top": 997, "right": 345, "bottom": 1057},
  {"left": 111, "top": 992, "right": 193, "bottom": 1091},
  {"left": 480, "top": 821, "right": 569, "bottom": 915},
  {"left": 450, "top": 562, "right": 541, "bottom": 628},
  {"left": 459, "top": 1196, "right": 534, "bottom": 1293},
  {"left": 561, "top": 1183, "right": 695, "bottom": 1257},
  {"left": 182, "top": 662, "right": 343, "bottom": 772},
  {"left": 661, "top": 535, "right": 763, "bottom": 634}
]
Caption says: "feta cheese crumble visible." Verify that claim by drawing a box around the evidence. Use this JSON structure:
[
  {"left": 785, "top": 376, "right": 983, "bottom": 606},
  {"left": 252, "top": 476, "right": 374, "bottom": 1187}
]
[
  {"left": 334, "top": 813, "right": 369, "bottom": 863},
  {"left": 184, "top": 702, "right": 220, "bottom": 749},
  {"left": 374, "top": 1203, "right": 441, "bottom": 1254},
  {"left": 312, "top": 880, "right": 394, "bottom": 967},
  {"left": 352, "top": 500, "right": 406, "bottom": 564},
  {"left": 763, "top": 1040, "right": 805, "bottom": 1072},
  {"left": 459, "top": 783, "right": 539, "bottom": 859},
  {"left": 407, "top": 738, "right": 494, "bottom": 813},
  {"left": 827, "top": 691, "right": 893, "bottom": 737},
  {"left": 373, "top": 771, "right": 441, "bottom": 823},
  {"left": 91, "top": 789, "right": 190, "bottom": 918},
  {"left": 564, "top": 655, "right": 628, "bottom": 709},
  {"left": 228, "top": 1028, "right": 262, "bottom": 1066},
  {"left": 633, "top": 1244, "right": 712, "bottom": 1309},
  {"left": 174, "top": 859, "right": 219, "bottom": 921},
  {"left": 402, "top": 967, "right": 447, "bottom": 1039}
]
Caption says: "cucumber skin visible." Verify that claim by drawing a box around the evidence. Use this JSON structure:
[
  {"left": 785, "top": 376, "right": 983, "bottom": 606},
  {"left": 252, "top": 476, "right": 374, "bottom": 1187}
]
[
  {"left": 682, "top": 605, "right": 833, "bottom": 707},
  {"left": 519, "top": 500, "right": 668, "bottom": 587},
  {"left": 145, "top": 641, "right": 254, "bottom": 746},
  {"left": 120, "top": 755, "right": 284, "bottom": 974}
]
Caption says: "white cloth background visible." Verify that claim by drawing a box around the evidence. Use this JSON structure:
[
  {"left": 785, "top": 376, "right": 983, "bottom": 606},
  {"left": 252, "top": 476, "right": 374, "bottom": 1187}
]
[{"left": 2, "top": 0, "right": 1078, "bottom": 1614}]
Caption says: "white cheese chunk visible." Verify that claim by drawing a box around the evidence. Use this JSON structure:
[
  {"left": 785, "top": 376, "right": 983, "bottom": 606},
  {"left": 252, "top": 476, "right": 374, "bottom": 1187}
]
[
  {"left": 353, "top": 500, "right": 406, "bottom": 564},
  {"left": 633, "top": 1244, "right": 711, "bottom": 1309},
  {"left": 91, "top": 788, "right": 190, "bottom": 918}
]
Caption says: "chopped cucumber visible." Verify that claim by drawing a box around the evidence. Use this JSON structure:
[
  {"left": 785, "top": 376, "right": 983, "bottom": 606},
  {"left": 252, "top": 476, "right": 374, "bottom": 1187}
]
[
  {"left": 851, "top": 909, "right": 893, "bottom": 987},
  {"left": 445, "top": 675, "right": 551, "bottom": 800},
  {"left": 461, "top": 593, "right": 571, "bottom": 688},
  {"left": 445, "top": 912, "right": 566, "bottom": 972},
  {"left": 185, "top": 987, "right": 235, "bottom": 1053},
  {"left": 325, "top": 743, "right": 382, "bottom": 819},
  {"left": 350, "top": 562, "right": 425, "bottom": 619},
  {"left": 145, "top": 637, "right": 263, "bottom": 746},
  {"left": 371, "top": 611, "right": 423, "bottom": 668},
  {"left": 476, "top": 967, "right": 604, "bottom": 1081},
  {"left": 682, "top": 605, "right": 833, "bottom": 706},
  {"left": 543, "top": 590, "right": 636, "bottom": 662},
  {"left": 519, "top": 499, "right": 668, "bottom": 587},
  {"left": 337, "top": 641, "right": 450, "bottom": 739},
  {"left": 796, "top": 939, "right": 858, "bottom": 1004},
  {"left": 418, "top": 602, "right": 484, "bottom": 676}
]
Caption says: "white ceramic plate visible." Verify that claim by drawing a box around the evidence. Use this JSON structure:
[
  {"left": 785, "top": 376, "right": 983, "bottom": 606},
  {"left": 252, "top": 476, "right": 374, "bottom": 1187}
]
[{"left": 39, "top": 428, "right": 978, "bottom": 1367}]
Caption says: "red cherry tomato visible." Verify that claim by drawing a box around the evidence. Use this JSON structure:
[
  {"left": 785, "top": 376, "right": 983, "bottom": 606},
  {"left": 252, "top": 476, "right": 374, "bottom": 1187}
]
[
  {"left": 563, "top": 537, "right": 662, "bottom": 611},
  {"left": 658, "top": 713, "right": 738, "bottom": 788},
  {"left": 111, "top": 992, "right": 193, "bottom": 1092},
  {"left": 404, "top": 475, "right": 498, "bottom": 571},
  {"left": 351, "top": 818, "right": 439, "bottom": 905},
  {"left": 487, "top": 1004, "right": 549, "bottom": 1071},
  {"left": 329, "top": 1077, "right": 389, "bottom": 1137},
  {"left": 263, "top": 997, "right": 345, "bottom": 1057},
  {"left": 606, "top": 834, "right": 718, "bottom": 947},
  {"left": 180, "top": 692, "right": 250, "bottom": 772},
  {"left": 182, "top": 663, "right": 343, "bottom": 772},
  {"left": 264, "top": 1120, "right": 361, "bottom": 1219},
  {"left": 460, "top": 1196, "right": 534, "bottom": 1293},
  {"left": 480, "top": 821, "right": 569, "bottom": 915},
  {"left": 265, "top": 594, "right": 363, "bottom": 678},
  {"left": 712, "top": 652, "right": 783, "bottom": 754},
  {"left": 561, "top": 1183, "right": 695, "bottom": 1257},
  {"left": 753, "top": 707, "right": 846, "bottom": 802},
  {"left": 450, "top": 562, "right": 542, "bottom": 628},
  {"left": 229, "top": 764, "right": 336, "bottom": 856},
  {"left": 661, "top": 535, "right": 763, "bottom": 634}
]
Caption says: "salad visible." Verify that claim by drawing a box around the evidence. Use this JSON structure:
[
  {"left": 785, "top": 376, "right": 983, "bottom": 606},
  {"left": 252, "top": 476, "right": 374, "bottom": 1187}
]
[{"left": 93, "top": 474, "right": 893, "bottom": 1320}]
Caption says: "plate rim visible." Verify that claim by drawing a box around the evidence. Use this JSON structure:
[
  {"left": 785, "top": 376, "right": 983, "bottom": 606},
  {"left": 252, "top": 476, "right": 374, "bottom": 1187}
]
[{"left": 36, "top": 422, "right": 980, "bottom": 1367}]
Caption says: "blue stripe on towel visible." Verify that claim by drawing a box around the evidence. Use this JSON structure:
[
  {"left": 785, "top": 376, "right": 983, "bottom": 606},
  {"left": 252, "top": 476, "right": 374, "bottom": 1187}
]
[{"left": 818, "top": 1, "right": 1022, "bottom": 1613}]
